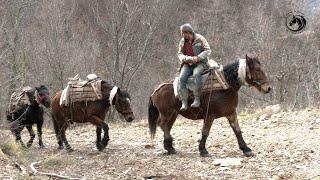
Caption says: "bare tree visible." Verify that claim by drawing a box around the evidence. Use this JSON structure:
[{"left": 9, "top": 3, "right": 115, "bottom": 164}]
[{"left": 0, "top": 0, "right": 320, "bottom": 121}]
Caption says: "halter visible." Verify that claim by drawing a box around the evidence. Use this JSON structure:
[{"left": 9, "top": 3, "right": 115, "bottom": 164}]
[
  {"left": 34, "top": 90, "right": 49, "bottom": 105},
  {"left": 109, "top": 86, "right": 119, "bottom": 105},
  {"left": 108, "top": 87, "right": 133, "bottom": 116},
  {"left": 238, "top": 59, "right": 267, "bottom": 87}
]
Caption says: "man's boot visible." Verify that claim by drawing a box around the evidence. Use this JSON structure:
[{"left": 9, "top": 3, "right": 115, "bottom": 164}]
[
  {"left": 180, "top": 89, "right": 189, "bottom": 111},
  {"left": 191, "top": 89, "right": 201, "bottom": 108}
]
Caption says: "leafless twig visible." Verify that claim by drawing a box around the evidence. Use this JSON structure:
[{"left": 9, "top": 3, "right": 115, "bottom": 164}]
[{"left": 30, "top": 161, "right": 82, "bottom": 180}]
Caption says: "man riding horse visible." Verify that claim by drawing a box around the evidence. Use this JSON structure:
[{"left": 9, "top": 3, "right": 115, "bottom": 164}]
[{"left": 177, "top": 23, "right": 211, "bottom": 110}]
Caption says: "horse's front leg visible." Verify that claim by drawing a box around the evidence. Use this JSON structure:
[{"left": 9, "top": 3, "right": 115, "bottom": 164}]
[
  {"left": 95, "top": 126, "right": 103, "bottom": 151},
  {"left": 16, "top": 133, "right": 26, "bottom": 147},
  {"left": 26, "top": 125, "right": 35, "bottom": 147},
  {"left": 199, "top": 117, "right": 214, "bottom": 157},
  {"left": 226, "top": 111, "right": 253, "bottom": 157},
  {"left": 91, "top": 116, "right": 109, "bottom": 151},
  {"left": 36, "top": 121, "right": 44, "bottom": 148},
  {"left": 101, "top": 122, "right": 109, "bottom": 148}
]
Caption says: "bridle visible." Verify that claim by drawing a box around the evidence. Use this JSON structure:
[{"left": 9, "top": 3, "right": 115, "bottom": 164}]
[
  {"left": 35, "top": 90, "right": 49, "bottom": 105},
  {"left": 111, "top": 88, "right": 133, "bottom": 116},
  {"left": 238, "top": 58, "right": 267, "bottom": 87}
]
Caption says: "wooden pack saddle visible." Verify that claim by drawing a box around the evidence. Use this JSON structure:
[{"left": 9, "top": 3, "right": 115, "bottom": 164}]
[
  {"left": 60, "top": 74, "right": 103, "bottom": 105},
  {"left": 201, "top": 68, "right": 229, "bottom": 92}
]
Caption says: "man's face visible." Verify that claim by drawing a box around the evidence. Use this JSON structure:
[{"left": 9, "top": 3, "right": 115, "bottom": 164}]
[{"left": 182, "top": 31, "right": 193, "bottom": 41}]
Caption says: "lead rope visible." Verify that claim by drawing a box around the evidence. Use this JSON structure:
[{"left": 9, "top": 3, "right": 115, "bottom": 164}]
[{"left": 12, "top": 106, "right": 30, "bottom": 122}]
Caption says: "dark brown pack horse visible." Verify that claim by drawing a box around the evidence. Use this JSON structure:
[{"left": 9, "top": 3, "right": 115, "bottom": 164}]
[
  {"left": 6, "top": 85, "right": 51, "bottom": 148},
  {"left": 51, "top": 81, "right": 135, "bottom": 151},
  {"left": 148, "top": 55, "right": 271, "bottom": 157}
]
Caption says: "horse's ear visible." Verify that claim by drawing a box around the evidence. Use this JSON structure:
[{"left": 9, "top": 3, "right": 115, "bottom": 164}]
[
  {"left": 116, "top": 88, "right": 122, "bottom": 97},
  {"left": 245, "top": 54, "right": 254, "bottom": 67},
  {"left": 35, "top": 84, "right": 45, "bottom": 90},
  {"left": 245, "top": 54, "right": 250, "bottom": 60}
]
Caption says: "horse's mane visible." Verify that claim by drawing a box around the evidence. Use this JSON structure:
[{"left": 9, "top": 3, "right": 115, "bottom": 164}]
[
  {"left": 25, "top": 88, "right": 37, "bottom": 105},
  {"left": 223, "top": 60, "right": 241, "bottom": 88},
  {"left": 101, "top": 80, "right": 113, "bottom": 96}
]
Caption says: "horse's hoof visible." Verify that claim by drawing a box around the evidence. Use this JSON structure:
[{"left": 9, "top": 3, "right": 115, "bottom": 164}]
[
  {"left": 39, "top": 145, "right": 45, "bottom": 149},
  {"left": 165, "top": 149, "right": 177, "bottom": 155},
  {"left": 200, "top": 150, "right": 210, "bottom": 157},
  {"left": 243, "top": 151, "right": 254, "bottom": 157},
  {"left": 97, "top": 145, "right": 105, "bottom": 151},
  {"left": 66, "top": 148, "right": 74, "bottom": 152},
  {"left": 27, "top": 143, "right": 32, "bottom": 148},
  {"left": 200, "top": 153, "right": 211, "bottom": 157},
  {"left": 97, "top": 147, "right": 105, "bottom": 152},
  {"left": 96, "top": 142, "right": 105, "bottom": 151},
  {"left": 57, "top": 146, "right": 64, "bottom": 150},
  {"left": 242, "top": 147, "right": 254, "bottom": 157},
  {"left": 200, "top": 152, "right": 211, "bottom": 157}
]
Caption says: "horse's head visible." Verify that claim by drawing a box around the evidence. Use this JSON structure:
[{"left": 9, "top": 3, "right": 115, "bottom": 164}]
[
  {"left": 245, "top": 54, "right": 272, "bottom": 94},
  {"left": 112, "top": 88, "right": 135, "bottom": 122},
  {"left": 35, "top": 85, "right": 51, "bottom": 108}
]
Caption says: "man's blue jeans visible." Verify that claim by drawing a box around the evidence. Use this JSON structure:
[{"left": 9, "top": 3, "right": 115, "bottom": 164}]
[{"left": 179, "top": 63, "right": 205, "bottom": 96}]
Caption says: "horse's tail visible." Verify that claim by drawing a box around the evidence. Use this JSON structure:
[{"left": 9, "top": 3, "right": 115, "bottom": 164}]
[{"left": 148, "top": 97, "right": 159, "bottom": 140}]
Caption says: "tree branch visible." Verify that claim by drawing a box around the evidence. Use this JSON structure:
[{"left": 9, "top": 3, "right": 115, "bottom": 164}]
[{"left": 30, "top": 161, "right": 81, "bottom": 180}]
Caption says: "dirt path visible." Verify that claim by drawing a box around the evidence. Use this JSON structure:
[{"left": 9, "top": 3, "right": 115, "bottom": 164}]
[{"left": 0, "top": 109, "right": 319, "bottom": 179}]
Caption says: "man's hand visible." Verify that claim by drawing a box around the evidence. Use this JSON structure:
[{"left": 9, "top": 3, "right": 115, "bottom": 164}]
[
  {"left": 192, "top": 56, "right": 200, "bottom": 63},
  {"left": 183, "top": 56, "right": 199, "bottom": 65},
  {"left": 183, "top": 56, "right": 193, "bottom": 63}
]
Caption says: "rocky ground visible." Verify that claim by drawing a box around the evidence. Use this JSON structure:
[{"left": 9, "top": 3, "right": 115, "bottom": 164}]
[{"left": 0, "top": 108, "right": 319, "bottom": 179}]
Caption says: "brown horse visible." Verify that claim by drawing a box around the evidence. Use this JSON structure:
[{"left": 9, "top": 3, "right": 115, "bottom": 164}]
[
  {"left": 148, "top": 55, "right": 271, "bottom": 157},
  {"left": 51, "top": 81, "right": 135, "bottom": 151}
]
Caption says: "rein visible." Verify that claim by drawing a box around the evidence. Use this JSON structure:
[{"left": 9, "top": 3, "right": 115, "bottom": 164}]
[{"left": 204, "top": 86, "right": 213, "bottom": 122}]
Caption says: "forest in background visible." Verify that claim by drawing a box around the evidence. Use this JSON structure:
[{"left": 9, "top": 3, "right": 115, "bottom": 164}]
[{"left": 1, "top": 0, "right": 319, "bottom": 121}]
